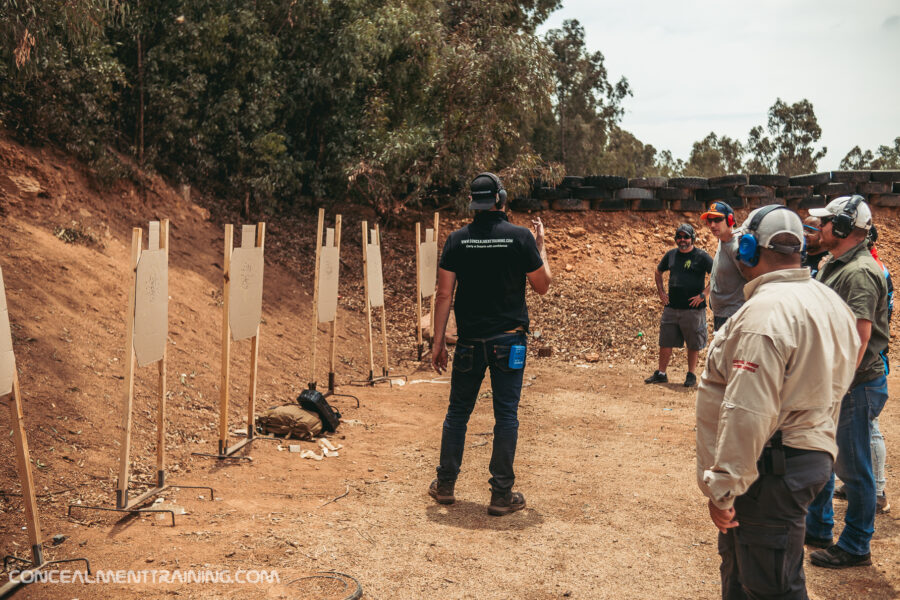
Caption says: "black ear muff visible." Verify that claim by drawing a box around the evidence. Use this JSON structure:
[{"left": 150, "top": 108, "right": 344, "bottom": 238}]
[
  {"left": 831, "top": 195, "right": 863, "bottom": 239},
  {"left": 478, "top": 172, "right": 505, "bottom": 208}
]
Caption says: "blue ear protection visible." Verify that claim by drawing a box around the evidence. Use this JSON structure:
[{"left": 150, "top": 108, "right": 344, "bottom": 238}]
[{"left": 737, "top": 204, "right": 794, "bottom": 267}]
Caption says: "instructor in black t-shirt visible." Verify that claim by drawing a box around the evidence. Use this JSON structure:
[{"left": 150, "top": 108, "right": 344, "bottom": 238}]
[
  {"left": 429, "top": 172, "right": 551, "bottom": 516},
  {"left": 645, "top": 223, "right": 713, "bottom": 387}
]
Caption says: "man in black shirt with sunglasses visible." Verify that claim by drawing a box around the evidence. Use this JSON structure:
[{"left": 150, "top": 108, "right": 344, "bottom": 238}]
[{"left": 646, "top": 224, "right": 713, "bottom": 387}]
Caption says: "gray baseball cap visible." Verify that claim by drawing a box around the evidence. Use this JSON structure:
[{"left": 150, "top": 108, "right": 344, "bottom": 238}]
[{"left": 738, "top": 206, "right": 804, "bottom": 253}]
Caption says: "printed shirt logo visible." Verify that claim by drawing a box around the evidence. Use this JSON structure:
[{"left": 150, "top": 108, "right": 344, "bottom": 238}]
[
  {"left": 683, "top": 259, "right": 692, "bottom": 269},
  {"left": 732, "top": 359, "right": 759, "bottom": 373}
]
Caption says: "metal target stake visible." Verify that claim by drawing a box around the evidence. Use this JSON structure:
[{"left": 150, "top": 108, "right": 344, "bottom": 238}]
[
  {"left": 0, "top": 264, "right": 90, "bottom": 597},
  {"left": 69, "top": 221, "right": 214, "bottom": 526},
  {"left": 193, "top": 223, "right": 279, "bottom": 461}
]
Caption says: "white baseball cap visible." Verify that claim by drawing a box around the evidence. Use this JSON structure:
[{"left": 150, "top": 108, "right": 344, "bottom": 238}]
[
  {"left": 738, "top": 205, "right": 804, "bottom": 254},
  {"left": 808, "top": 195, "right": 872, "bottom": 230}
]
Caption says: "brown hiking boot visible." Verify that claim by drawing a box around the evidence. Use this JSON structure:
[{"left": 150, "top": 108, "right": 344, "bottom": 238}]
[
  {"left": 488, "top": 489, "right": 526, "bottom": 516},
  {"left": 428, "top": 479, "right": 455, "bottom": 505}
]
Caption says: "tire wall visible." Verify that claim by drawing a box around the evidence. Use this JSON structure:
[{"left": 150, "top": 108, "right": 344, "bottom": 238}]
[{"left": 511, "top": 171, "right": 900, "bottom": 213}]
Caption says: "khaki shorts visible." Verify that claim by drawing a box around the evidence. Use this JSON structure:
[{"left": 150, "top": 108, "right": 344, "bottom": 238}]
[{"left": 659, "top": 306, "right": 708, "bottom": 350}]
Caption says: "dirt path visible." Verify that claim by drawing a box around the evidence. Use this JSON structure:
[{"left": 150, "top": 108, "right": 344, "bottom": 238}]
[{"left": 6, "top": 361, "right": 899, "bottom": 599}]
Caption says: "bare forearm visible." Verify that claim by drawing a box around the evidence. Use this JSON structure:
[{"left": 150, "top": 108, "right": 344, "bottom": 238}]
[
  {"left": 539, "top": 244, "right": 551, "bottom": 280},
  {"left": 433, "top": 291, "right": 452, "bottom": 347}
]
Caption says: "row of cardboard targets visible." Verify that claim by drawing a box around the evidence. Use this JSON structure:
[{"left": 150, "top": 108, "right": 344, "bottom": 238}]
[{"left": 0, "top": 209, "right": 440, "bottom": 590}]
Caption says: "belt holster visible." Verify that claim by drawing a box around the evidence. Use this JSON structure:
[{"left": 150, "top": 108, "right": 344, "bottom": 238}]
[{"left": 759, "top": 431, "right": 786, "bottom": 476}]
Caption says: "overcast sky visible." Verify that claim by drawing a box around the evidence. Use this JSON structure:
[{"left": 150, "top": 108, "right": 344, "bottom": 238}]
[{"left": 538, "top": 0, "right": 900, "bottom": 171}]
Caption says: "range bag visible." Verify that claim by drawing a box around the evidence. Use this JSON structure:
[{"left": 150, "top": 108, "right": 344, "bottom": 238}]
[
  {"left": 297, "top": 389, "right": 341, "bottom": 432},
  {"left": 256, "top": 404, "right": 323, "bottom": 439}
]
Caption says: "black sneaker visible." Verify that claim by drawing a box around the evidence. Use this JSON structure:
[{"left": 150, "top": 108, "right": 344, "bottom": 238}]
[
  {"left": 428, "top": 479, "right": 455, "bottom": 505},
  {"left": 684, "top": 372, "right": 697, "bottom": 387},
  {"left": 488, "top": 489, "right": 526, "bottom": 516},
  {"left": 810, "top": 545, "right": 872, "bottom": 569},
  {"left": 645, "top": 370, "right": 668, "bottom": 384}
]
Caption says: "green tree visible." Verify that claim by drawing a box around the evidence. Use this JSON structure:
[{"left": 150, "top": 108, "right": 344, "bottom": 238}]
[
  {"left": 745, "top": 98, "right": 826, "bottom": 175},
  {"left": 840, "top": 137, "right": 900, "bottom": 170},
  {"left": 348, "top": 0, "right": 557, "bottom": 215},
  {"left": 655, "top": 150, "right": 684, "bottom": 178},
  {"left": 840, "top": 146, "right": 875, "bottom": 170},
  {"left": 595, "top": 126, "right": 658, "bottom": 178},
  {"left": 684, "top": 132, "right": 744, "bottom": 176},
  {"left": 539, "top": 19, "right": 630, "bottom": 175},
  {"left": 0, "top": 1, "right": 125, "bottom": 175}
]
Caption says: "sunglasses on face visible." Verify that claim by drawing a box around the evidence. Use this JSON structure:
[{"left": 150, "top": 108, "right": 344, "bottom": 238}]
[
  {"left": 675, "top": 234, "right": 692, "bottom": 240},
  {"left": 803, "top": 224, "right": 820, "bottom": 232},
  {"left": 707, "top": 217, "right": 725, "bottom": 224}
]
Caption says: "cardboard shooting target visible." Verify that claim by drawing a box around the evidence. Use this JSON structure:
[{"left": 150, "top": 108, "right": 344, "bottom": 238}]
[
  {"left": 228, "top": 246, "right": 264, "bottom": 341},
  {"left": 0, "top": 265, "right": 15, "bottom": 396},
  {"left": 133, "top": 248, "right": 168, "bottom": 367},
  {"left": 419, "top": 228, "right": 437, "bottom": 298},
  {"left": 317, "top": 228, "right": 340, "bottom": 323},
  {"left": 366, "top": 229, "right": 384, "bottom": 308}
]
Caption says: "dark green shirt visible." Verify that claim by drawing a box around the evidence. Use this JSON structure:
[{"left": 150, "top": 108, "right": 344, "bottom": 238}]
[{"left": 817, "top": 240, "right": 889, "bottom": 387}]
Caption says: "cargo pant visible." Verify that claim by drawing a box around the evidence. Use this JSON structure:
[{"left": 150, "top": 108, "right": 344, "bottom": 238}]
[{"left": 719, "top": 450, "right": 833, "bottom": 600}]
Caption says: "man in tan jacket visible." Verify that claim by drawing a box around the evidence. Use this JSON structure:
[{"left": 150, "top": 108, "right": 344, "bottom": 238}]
[{"left": 696, "top": 205, "right": 859, "bottom": 599}]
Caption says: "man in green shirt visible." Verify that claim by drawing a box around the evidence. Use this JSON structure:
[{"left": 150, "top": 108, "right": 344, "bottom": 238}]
[{"left": 805, "top": 196, "right": 890, "bottom": 569}]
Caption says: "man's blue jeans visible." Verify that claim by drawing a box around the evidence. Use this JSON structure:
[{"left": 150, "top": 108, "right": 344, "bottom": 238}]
[
  {"left": 436, "top": 332, "right": 526, "bottom": 492},
  {"left": 806, "top": 375, "right": 889, "bottom": 555}
]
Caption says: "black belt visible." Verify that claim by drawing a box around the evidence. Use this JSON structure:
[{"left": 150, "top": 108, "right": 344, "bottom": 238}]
[{"left": 758, "top": 431, "right": 819, "bottom": 476}]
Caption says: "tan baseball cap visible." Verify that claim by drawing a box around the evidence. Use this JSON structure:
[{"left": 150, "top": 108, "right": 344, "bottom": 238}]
[{"left": 808, "top": 195, "right": 872, "bottom": 230}]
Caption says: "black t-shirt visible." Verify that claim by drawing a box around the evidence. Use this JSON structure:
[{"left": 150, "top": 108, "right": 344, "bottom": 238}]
[
  {"left": 657, "top": 247, "right": 713, "bottom": 310},
  {"left": 439, "top": 211, "right": 544, "bottom": 338}
]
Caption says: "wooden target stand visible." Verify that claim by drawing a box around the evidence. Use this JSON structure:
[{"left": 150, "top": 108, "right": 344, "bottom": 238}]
[
  {"left": 415, "top": 212, "right": 440, "bottom": 360},
  {"left": 193, "top": 223, "right": 277, "bottom": 461},
  {"left": 350, "top": 222, "right": 405, "bottom": 387},
  {"left": 308, "top": 209, "right": 339, "bottom": 393},
  {"left": 69, "top": 221, "right": 213, "bottom": 527},
  {"left": 0, "top": 265, "right": 90, "bottom": 596}
]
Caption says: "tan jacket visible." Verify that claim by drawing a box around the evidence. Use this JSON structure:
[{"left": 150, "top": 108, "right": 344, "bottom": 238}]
[{"left": 696, "top": 268, "right": 859, "bottom": 509}]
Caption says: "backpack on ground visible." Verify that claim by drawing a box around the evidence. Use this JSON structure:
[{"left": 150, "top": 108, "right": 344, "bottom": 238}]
[
  {"left": 297, "top": 389, "right": 341, "bottom": 432},
  {"left": 256, "top": 404, "right": 323, "bottom": 439}
]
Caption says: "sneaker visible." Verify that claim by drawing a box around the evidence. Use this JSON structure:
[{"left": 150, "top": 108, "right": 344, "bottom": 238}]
[
  {"left": 877, "top": 492, "right": 891, "bottom": 514},
  {"left": 684, "top": 372, "right": 697, "bottom": 387},
  {"left": 428, "top": 479, "right": 455, "bottom": 505},
  {"left": 804, "top": 533, "right": 832, "bottom": 549},
  {"left": 488, "top": 489, "right": 526, "bottom": 516},
  {"left": 645, "top": 370, "right": 668, "bottom": 384},
  {"left": 809, "top": 545, "right": 872, "bottom": 569},
  {"left": 833, "top": 484, "right": 846, "bottom": 500}
]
